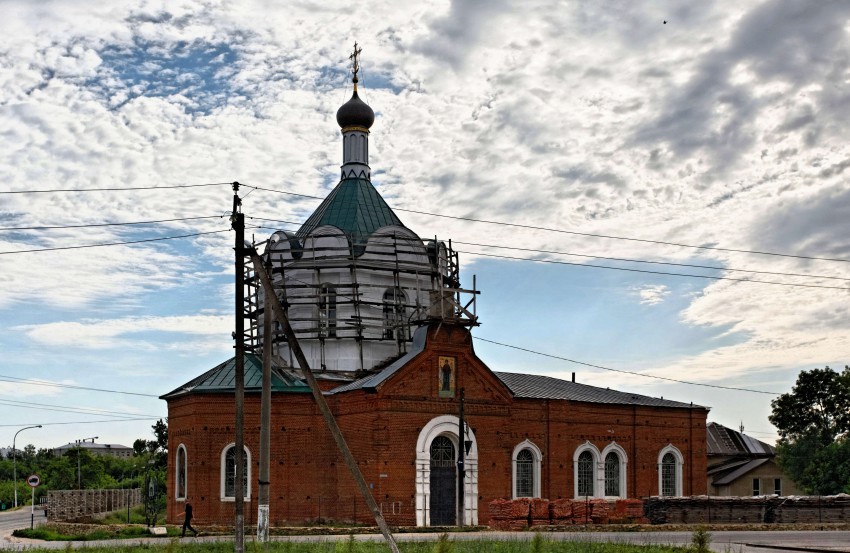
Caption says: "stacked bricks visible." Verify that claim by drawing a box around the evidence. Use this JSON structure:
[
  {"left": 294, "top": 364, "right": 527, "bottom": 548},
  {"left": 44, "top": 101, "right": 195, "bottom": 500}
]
[
  {"left": 488, "top": 498, "right": 530, "bottom": 530},
  {"left": 646, "top": 494, "right": 850, "bottom": 525},
  {"left": 489, "top": 498, "right": 647, "bottom": 529},
  {"left": 611, "top": 499, "right": 649, "bottom": 524},
  {"left": 549, "top": 499, "right": 573, "bottom": 523},
  {"left": 529, "top": 498, "right": 550, "bottom": 527}
]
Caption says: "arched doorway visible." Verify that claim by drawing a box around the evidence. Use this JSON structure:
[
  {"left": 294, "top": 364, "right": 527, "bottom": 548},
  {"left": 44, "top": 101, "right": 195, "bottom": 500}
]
[
  {"left": 415, "top": 415, "right": 479, "bottom": 526},
  {"left": 429, "top": 436, "right": 456, "bottom": 525}
]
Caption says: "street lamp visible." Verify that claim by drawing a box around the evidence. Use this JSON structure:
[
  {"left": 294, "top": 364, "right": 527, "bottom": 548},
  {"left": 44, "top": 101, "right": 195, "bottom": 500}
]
[
  {"left": 13, "top": 425, "right": 42, "bottom": 508},
  {"left": 75, "top": 436, "right": 98, "bottom": 489}
]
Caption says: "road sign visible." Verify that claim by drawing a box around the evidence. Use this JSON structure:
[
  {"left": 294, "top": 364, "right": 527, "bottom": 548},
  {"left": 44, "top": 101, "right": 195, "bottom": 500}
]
[{"left": 26, "top": 474, "right": 40, "bottom": 488}]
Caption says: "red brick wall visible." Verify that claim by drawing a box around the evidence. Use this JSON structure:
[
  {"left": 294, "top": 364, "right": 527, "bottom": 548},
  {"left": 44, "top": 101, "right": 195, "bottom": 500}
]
[{"left": 165, "top": 325, "right": 707, "bottom": 526}]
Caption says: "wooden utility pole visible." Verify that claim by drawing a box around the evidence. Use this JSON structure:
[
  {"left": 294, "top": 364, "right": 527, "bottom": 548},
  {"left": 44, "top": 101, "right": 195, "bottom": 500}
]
[
  {"left": 257, "top": 257, "right": 273, "bottom": 542},
  {"left": 231, "top": 182, "right": 245, "bottom": 553},
  {"left": 247, "top": 248, "right": 400, "bottom": 553}
]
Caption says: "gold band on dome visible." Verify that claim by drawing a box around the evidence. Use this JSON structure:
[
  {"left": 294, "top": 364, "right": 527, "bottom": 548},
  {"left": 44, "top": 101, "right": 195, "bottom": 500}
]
[{"left": 341, "top": 126, "right": 371, "bottom": 133}]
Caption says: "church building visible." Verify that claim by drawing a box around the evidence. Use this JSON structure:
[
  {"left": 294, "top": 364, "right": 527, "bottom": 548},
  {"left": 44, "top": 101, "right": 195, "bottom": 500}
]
[{"left": 161, "top": 52, "right": 709, "bottom": 528}]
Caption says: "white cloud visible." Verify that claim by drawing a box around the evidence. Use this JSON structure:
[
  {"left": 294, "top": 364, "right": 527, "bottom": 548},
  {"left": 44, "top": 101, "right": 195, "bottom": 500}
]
[
  {"left": 635, "top": 284, "right": 671, "bottom": 306},
  {"left": 15, "top": 315, "right": 232, "bottom": 348},
  {"left": 2, "top": 0, "right": 850, "bottom": 448}
]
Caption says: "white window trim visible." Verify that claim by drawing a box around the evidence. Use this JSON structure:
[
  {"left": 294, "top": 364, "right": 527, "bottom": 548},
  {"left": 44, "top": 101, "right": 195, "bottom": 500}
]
[
  {"left": 657, "top": 444, "right": 684, "bottom": 497},
  {"left": 511, "top": 439, "right": 543, "bottom": 499},
  {"left": 175, "top": 443, "right": 188, "bottom": 501},
  {"left": 573, "top": 441, "right": 601, "bottom": 499},
  {"left": 220, "top": 443, "right": 252, "bottom": 502},
  {"left": 601, "top": 442, "right": 628, "bottom": 499}
]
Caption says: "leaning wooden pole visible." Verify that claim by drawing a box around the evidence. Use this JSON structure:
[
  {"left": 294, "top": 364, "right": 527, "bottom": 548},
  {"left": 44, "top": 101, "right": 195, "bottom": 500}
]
[
  {"left": 247, "top": 248, "right": 400, "bottom": 553},
  {"left": 257, "top": 256, "right": 272, "bottom": 542}
]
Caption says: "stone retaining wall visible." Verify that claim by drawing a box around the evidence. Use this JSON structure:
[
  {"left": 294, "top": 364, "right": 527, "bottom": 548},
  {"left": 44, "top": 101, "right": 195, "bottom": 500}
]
[{"left": 47, "top": 489, "right": 142, "bottom": 522}]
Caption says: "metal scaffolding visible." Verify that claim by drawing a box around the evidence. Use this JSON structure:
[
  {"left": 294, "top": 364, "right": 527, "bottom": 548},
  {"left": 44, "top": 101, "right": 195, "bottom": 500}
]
[{"left": 243, "top": 229, "right": 478, "bottom": 370}]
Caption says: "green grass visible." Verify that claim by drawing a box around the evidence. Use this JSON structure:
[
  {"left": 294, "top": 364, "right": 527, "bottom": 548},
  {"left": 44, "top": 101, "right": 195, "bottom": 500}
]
[
  {"left": 99, "top": 505, "right": 149, "bottom": 525},
  {"left": 13, "top": 525, "right": 180, "bottom": 541},
  {"left": 6, "top": 536, "right": 690, "bottom": 552}
]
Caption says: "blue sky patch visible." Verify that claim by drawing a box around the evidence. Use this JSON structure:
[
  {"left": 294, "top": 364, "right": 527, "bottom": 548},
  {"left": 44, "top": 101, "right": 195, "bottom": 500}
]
[{"left": 91, "top": 39, "right": 240, "bottom": 114}]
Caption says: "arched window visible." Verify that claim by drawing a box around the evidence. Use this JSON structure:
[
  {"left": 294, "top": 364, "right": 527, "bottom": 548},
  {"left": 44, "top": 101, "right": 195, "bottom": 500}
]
[
  {"left": 512, "top": 440, "right": 542, "bottom": 498},
  {"left": 319, "top": 284, "right": 336, "bottom": 338},
  {"left": 516, "top": 450, "right": 534, "bottom": 497},
  {"left": 221, "top": 444, "right": 251, "bottom": 501},
  {"left": 383, "top": 287, "right": 406, "bottom": 340},
  {"left": 577, "top": 451, "right": 594, "bottom": 497},
  {"left": 658, "top": 445, "right": 683, "bottom": 497},
  {"left": 604, "top": 453, "right": 620, "bottom": 497},
  {"left": 574, "top": 443, "right": 601, "bottom": 498},
  {"left": 601, "top": 443, "right": 628, "bottom": 498},
  {"left": 175, "top": 444, "right": 187, "bottom": 500}
]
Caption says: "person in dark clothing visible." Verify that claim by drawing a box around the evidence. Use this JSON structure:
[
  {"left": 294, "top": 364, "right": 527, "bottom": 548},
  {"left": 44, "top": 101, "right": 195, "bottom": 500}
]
[{"left": 180, "top": 502, "right": 198, "bottom": 537}]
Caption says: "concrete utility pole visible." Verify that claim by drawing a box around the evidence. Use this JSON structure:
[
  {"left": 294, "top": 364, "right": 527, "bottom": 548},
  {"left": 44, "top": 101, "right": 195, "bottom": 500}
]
[
  {"left": 247, "top": 248, "right": 401, "bottom": 553},
  {"left": 457, "top": 387, "right": 465, "bottom": 528},
  {"left": 12, "top": 425, "right": 41, "bottom": 508},
  {"left": 231, "top": 183, "right": 245, "bottom": 553},
  {"left": 257, "top": 257, "right": 273, "bottom": 542}
]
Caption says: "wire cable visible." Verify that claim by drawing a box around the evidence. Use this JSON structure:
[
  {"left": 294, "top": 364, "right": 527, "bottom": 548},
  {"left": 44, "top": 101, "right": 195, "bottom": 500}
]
[
  {"left": 0, "top": 398, "right": 162, "bottom": 418},
  {"left": 0, "top": 375, "right": 159, "bottom": 397},
  {"left": 247, "top": 220, "right": 849, "bottom": 285},
  {"left": 0, "top": 229, "right": 231, "bottom": 255},
  {"left": 0, "top": 183, "right": 235, "bottom": 194},
  {"left": 0, "top": 416, "right": 161, "bottom": 427},
  {"left": 474, "top": 336, "right": 780, "bottom": 395},
  {"left": 245, "top": 185, "right": 850, "bottom": 263},
  {"left": 453, "top": 241, "right": 850, "bottom": 282},
  {"left": 457, "top": 249, "right": 849, "bottom": 291},
  {"left": 0, "top": 215, "right": 223, "bottom": 232}
]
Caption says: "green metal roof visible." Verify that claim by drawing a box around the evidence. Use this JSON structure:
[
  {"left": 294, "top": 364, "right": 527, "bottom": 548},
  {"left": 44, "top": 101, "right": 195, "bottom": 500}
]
[
  {"left": 159, "top": 353, "right": 310, "bottom": 399},
  {"left": 297, "top": 177, "right": 407, "bottom": 251}
]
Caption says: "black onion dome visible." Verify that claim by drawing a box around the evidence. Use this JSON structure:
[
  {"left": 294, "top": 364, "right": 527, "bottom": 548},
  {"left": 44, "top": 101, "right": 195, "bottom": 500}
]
[{"left": 336, "top": 90, "right": 375, "bottom": 129}]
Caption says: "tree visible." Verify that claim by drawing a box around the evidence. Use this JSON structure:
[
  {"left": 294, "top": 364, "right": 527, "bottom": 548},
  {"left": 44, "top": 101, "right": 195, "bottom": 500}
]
[
  {"left": 133, "top": 439, "right": 148, "bottom": 457},
  {"left": 151, "top": 418, "right": 168, "bottom": 452},
  {"left": 769, "top": 365, "right": 850, "bottom": 495}
]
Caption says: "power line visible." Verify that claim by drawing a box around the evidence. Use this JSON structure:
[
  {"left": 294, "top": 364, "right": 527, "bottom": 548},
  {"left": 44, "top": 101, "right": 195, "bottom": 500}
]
[
  {"left": 0, "top": 416, "right": 161, "bottom": 428},
  {"left": 0, "top": 182, "right": 235, "bottom": 194},
  {"left": 474, "top": 336, "right": 781, "bottom": 395},
  {"left": 0, "top": 398, "right": 162, "bottom": 418},
  {"left": 247, "top": 221, "right": 848, "bottom": 286},
  {"left": 0, "top": 229, "right": 231, "bottom": 255},
  {"left": 457, "top": 249, "right": 849, "bottom": 291},
  {"left": 245, "top": 185, "right": 850, "bottom": 263},
  {"left": 0, "top": 215, "right": 223, "bottom": 232},
  {"left": 453, "top": 241, "right": 850, "bottom": 283},
  {"left": 0, "top": 375, "right": 159, "bottom": 397}
]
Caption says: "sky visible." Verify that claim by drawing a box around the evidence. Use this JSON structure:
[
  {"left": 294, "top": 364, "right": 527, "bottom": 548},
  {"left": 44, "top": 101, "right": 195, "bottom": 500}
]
[{"left": 1, "top": 0, "right": 849, "bottom": 453}]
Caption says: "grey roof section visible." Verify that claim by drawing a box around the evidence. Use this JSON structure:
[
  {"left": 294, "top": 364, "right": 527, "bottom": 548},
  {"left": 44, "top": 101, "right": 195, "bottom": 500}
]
[
  {"left": 707, "top": 422, "right": 775, "bottom": 456},
  {"left": 54, "top": 442, "right": 131, "bottom": 451},
  {"left": 330, "top": 329, "right": 704, "bottom": 410},
  {"left": 713, "top": 457, "right": 772, "bottom": 486},
  {"left": 328, "top": 326, "right": 429, "bottom": 394},
  {"left": 495, "top": 372, "right": 706, "bottom": 409}
]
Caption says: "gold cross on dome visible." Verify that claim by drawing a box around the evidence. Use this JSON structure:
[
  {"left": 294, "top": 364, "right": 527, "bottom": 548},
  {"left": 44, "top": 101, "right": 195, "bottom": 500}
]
[{"left": 349, "top": 41, "right": 362, "bottom": 83}]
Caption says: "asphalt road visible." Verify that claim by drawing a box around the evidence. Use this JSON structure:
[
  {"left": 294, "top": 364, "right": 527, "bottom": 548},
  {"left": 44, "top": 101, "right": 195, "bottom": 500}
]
[
  {"left": 1, "top": 519, "right": 848, "bottom": 552},
  {"left": 0, "top": 507, "right": 47, "bottom": 538}
]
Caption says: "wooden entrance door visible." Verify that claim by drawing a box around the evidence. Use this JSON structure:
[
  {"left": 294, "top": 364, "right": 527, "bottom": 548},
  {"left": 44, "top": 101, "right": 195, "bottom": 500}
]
[{"left": 429, "top": 436, "right": 456, "bottom": 525}]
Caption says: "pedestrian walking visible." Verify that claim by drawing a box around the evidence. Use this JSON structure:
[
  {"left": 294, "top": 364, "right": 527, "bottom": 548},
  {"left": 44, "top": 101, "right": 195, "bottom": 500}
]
[{"left": 179, "top": 501, "right": 198, "bottom": 537}]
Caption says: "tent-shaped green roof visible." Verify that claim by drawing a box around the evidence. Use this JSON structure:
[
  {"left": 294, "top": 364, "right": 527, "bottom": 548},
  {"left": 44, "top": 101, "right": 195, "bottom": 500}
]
[
  {"left": 297, "top": 177, "right": 407, "bottom": 250},
  {"left": 159, "top": 353, "right": 310, "bottom": 399}
]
